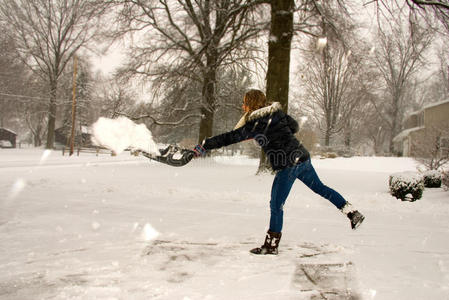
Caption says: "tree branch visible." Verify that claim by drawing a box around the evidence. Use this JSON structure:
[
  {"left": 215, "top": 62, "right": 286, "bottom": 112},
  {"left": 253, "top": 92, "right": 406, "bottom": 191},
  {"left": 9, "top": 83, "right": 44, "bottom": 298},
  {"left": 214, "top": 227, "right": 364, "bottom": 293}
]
[
  {"left": 410, "top": 0, "right": 449, "bottom": 10},
  {"left": 117, "top": 111, "right": 204, "bottom": 126}
]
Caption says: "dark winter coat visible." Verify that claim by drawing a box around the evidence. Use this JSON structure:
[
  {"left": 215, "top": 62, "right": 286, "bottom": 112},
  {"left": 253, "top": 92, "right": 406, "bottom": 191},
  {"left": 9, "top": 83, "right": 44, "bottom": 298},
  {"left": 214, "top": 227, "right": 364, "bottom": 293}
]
[{"left": 202, "top": 102, "right": 310, "bottom": 171}]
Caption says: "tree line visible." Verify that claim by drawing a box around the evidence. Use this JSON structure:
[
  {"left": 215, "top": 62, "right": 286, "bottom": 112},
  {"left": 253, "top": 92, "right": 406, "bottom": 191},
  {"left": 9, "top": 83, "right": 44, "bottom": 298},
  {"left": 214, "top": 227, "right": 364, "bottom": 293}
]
[{"left": 0, "top": 0, "right": 448, "bottom": 161}]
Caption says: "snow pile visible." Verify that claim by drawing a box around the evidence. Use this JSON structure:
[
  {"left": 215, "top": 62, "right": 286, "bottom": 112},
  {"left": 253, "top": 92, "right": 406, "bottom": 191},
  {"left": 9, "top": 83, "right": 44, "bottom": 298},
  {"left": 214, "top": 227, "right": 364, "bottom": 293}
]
[
  {"left": 389, "top": 171, "right": 424, "bottom": 201},
  {"left": 91, "top": 117, "right": 160, "bottom": 156}
]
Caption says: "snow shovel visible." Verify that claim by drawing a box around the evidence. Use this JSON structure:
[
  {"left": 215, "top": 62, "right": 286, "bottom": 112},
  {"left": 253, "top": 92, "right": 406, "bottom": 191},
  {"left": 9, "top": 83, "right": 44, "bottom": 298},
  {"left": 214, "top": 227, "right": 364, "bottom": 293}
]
[{"left": 140, "top": 144, "right": 195, "bottom": 167}]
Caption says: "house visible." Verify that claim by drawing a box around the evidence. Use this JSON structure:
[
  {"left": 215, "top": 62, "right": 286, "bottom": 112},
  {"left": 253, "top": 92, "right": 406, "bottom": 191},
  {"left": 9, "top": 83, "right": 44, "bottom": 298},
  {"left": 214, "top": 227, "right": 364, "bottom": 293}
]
[
  {"left": 393, "top": 100, "right": 449, "bottom": 157},
  {"left": 0, "top": 128, "right": 17, "bottom": 148}
]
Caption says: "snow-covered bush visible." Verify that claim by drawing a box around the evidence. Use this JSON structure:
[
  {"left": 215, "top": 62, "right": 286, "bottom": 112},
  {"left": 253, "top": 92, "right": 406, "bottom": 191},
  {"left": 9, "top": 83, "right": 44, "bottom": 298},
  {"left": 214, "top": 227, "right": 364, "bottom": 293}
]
[
  {"left": 422, "top": 170, "right": 442, "bottom": 188},
  {"left": 389, "top": 172, "right": 424, "bottom": 201}
]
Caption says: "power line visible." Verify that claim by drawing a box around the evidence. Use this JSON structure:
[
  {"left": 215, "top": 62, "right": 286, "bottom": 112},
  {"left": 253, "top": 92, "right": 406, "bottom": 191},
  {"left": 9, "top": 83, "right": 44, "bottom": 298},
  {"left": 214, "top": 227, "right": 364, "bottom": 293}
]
[
  {"left": 0, "top": 92, "right": 46, "bottom": 100},
  {"left": 0, "top": 92, "right": 86, "bottom": 106}
]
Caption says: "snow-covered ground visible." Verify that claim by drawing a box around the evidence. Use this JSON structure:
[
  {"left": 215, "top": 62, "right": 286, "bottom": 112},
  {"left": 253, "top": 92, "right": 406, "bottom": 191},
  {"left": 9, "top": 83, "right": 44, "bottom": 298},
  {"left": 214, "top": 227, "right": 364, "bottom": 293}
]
[{"left": 1, "top": 149, "right": 448, "bottom": 300}]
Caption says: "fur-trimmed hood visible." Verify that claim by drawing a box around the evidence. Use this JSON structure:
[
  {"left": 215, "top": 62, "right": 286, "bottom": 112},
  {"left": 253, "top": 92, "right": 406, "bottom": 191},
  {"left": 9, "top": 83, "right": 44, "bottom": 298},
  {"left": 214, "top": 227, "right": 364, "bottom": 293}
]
[
  {"left": 203, "top": 101, "right": 309, "bottom": 170},
  {"left": 234, "top": 102, "right": 283, "bottom": 129}
]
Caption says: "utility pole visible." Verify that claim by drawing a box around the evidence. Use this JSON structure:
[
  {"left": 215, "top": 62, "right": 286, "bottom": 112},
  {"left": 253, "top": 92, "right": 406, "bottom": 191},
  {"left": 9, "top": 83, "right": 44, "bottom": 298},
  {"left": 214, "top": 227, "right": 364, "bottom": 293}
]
[{"left": 69, "top": 55, "right": 78, "bottom": 156}]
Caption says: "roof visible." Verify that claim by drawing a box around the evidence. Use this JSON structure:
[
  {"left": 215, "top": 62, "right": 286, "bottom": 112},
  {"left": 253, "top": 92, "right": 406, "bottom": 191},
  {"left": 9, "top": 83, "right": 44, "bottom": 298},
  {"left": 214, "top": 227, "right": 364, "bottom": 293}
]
[
  {"left": 0, "top": 128, "right": 17, "bottom": 135},
  {"left": 423, "top": 99, "right": 449, "bottom": 110},
  {"left": 393, "top": 126, "right": 424, "bottom": 143},
  {"left": 407, "top": 99, "right": 449, "bottom": 116}
]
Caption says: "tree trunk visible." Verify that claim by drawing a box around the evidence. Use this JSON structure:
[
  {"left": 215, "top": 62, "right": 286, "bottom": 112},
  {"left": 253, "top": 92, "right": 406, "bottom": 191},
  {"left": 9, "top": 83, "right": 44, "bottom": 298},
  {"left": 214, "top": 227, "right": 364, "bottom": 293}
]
[
  {"left": 324, "top": 105, "right": 332, "bottom": 147},
  {"left": 344, "top": 123, "right": 351, "bottom": 148},
  {"left": 373, "top": 126, "right": 386, "bottom": 155},
  {"left": 46, "top": 79, "right": 58, "bottom": 149},
  {"left": 388, "top": 94, "right": 400, "bottom": 154},
  {"left": 34, "top": 133, "right": 42, "bottom": 147},
  {"left": 324, "top": 130, "right": 331, "bottom": 147},
  {"left": 265, "top": 0, "right": 294, "bottom": 113},
  {"left": 258, "top": 0, "right": 294, "bottom": 174},
  {"left": 198, "top": 59, "right": 217, "bottom": 144}
]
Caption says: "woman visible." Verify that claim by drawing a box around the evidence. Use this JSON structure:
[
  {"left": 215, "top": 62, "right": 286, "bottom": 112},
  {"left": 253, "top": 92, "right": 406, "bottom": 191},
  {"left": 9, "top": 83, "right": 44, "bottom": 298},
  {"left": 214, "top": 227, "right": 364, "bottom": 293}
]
[{"left": 193, "top": 89, "right": 364, "bottom": 255}]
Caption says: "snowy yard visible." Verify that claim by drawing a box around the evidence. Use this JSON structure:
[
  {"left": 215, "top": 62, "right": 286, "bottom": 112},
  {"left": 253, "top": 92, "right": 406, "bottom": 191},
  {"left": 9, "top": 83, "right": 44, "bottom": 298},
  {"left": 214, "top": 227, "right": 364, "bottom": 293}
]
[{"left": 1, "top": 149, "right": 448, "bottom": 300}]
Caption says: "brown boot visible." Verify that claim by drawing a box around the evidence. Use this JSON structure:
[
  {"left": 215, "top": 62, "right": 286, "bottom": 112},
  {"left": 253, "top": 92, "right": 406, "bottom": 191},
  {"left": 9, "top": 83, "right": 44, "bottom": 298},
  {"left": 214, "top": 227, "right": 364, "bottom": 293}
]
[{"left": 250, "top": 231, "right": 282, "bottom": 255}]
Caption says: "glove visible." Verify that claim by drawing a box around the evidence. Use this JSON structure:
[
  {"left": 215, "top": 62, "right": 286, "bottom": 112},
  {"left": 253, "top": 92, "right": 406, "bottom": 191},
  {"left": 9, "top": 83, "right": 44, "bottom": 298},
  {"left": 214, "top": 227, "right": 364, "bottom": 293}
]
[{"left": 193, "top": 144, "right": 207, "bottom": 157}]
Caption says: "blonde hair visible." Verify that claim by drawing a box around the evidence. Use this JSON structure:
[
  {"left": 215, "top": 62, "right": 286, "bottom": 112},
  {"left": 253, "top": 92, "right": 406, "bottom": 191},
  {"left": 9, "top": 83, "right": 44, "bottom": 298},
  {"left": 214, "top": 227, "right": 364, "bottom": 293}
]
[{"left": 243, "top": 89, "right": 267, "bottom": 113}]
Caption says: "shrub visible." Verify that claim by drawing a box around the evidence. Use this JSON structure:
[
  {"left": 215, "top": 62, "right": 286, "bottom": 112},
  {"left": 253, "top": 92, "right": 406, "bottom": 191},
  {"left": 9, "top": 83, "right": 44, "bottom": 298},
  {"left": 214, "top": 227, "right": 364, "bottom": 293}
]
[
  {"left": 422, "top": 170, "right": 442, "bottom": 188},
  {"left": 389, "top": 172, "right": 424, "bottom": 201},
  {"left": 325, "top": 152, "right": 338, "bottom": 159},
  {"left": 317, "top": 146, "right": 339, "bottom": 159}
]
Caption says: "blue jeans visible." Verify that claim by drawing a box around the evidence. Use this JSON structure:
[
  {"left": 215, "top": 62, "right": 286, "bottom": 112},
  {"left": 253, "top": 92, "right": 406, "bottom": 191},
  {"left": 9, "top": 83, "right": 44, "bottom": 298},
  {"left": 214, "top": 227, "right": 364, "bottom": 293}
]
[{"left": 269, "top": 159, "right": 347, "bottom": 232}]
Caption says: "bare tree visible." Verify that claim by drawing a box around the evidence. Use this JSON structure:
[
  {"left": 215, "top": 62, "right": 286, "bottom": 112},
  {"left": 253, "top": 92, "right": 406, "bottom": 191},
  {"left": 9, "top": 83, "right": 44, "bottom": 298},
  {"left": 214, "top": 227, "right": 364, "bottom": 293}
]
[
  {"left": 116, "top": 66, "right": 252, "bottom": 146},
  {"left": 293, "top": 0, "right": 367, "bottom": 149},
  {"left": 0, "top": 24, "right": 48, "bottom": 145},
  {"left": 256, "top": 0, "right": 357, "bottom": 171},
  {"left": 92, "top": 77, "right": 138, "bottom": 120},
  {"left": 360, "top": 94, "right": 390, "bottom": 154},
  {"left": 0, "top": 32, "right": 30, "bottom": 128},
  {"left": 355, "top": 64, "right": 391, "bottom": 155},
  {"left": 375, "top": 0, "right": 449, "bottom": 34},
  {"left": 146, "top": 81, "right": 203, "bottom": 144},
  {"left": 25, "top": 108, "right": 47, "bottom": 147},
  {"left": 215, "top": 67, "right": 254, "bottom": 132},
  {"left": 425, "top": 47, "right": 449, "bottom": 102},
  {"left": 302, "top": 44, "right": 364, "bottom": 147},
  {"left": 21, "top": 80, "right": 49, "bottom": 147},
  {"left": 0, "top": 0, "right": 107, "bottom": 148},
  {"left": 113, "top": 0, "right": 266, "bottom": 144},
  {"left": 371, "top": 3, "right": 433, "bottom": 153}
]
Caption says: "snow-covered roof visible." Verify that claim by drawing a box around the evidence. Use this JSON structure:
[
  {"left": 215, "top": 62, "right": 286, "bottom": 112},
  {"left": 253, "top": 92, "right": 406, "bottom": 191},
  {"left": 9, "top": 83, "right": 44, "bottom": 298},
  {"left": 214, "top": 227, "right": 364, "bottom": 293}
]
[
  {"left": 393, "top": 126, "right": 424, "bottom": 143},
  {"left": 407, "top": 99, "right": 449, "bottom": 116},
  {"left": 0, "top": 128, "right": 17, "bottom": 135},
  {"left": 423, "top": 99, "right": 449, "bottom": 110}
]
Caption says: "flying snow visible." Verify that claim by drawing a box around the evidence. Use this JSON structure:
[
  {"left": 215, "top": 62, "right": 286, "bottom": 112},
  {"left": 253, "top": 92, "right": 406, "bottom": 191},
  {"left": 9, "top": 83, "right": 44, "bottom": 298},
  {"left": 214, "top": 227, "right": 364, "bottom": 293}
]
[
  {"left": 8, "top": 178, "right": 26, "bottom": 200},
  {"left": 91, "top": 117, "right": 160, "bottom": 156},
  {"left": 91, "top": 222, "right": 101, "bottom": 231},
  {"left": 142, "top": 223, "right": 160, "bottom": 241},
  {"left": 39, "top": 149, "right": 52, "bottom": 165}
]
